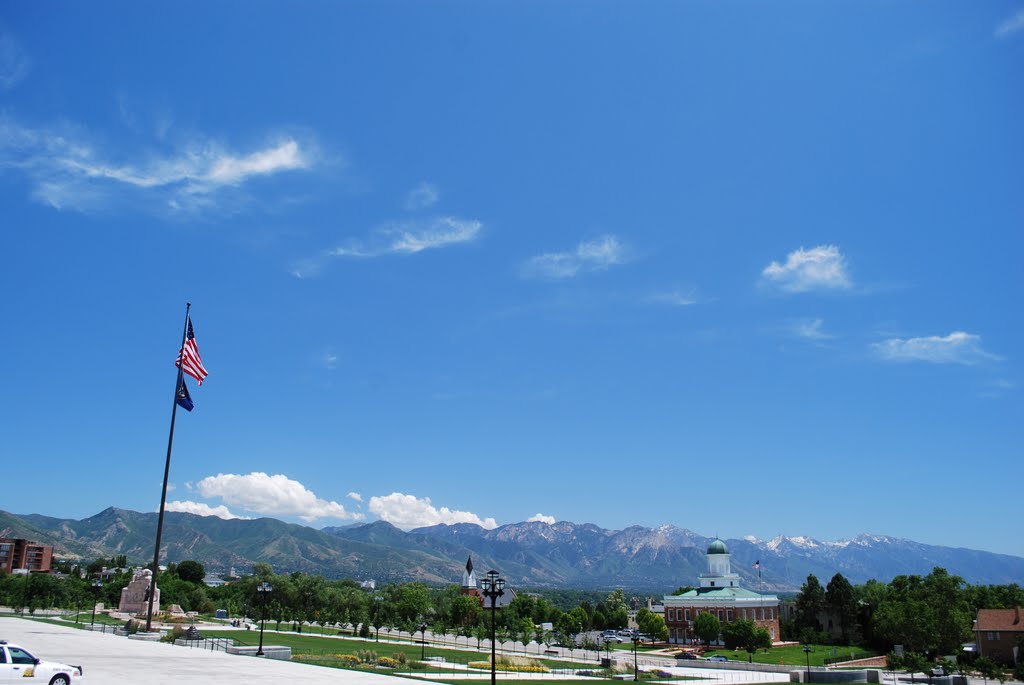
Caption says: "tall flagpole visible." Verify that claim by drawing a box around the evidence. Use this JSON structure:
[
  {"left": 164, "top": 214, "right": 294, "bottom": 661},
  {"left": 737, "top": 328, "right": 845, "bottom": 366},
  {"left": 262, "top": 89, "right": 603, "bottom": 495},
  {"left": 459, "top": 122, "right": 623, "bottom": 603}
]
[{"left": 146, "top": 302, "right": 191, "bottom": 632}]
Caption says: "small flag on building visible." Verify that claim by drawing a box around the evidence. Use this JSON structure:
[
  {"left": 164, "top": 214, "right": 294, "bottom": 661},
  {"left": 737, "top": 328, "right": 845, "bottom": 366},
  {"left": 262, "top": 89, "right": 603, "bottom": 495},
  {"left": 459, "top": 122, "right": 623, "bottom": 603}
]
[
  {"left": 175, "top": 316, "right": 209, "bottom": 385},
  {"left": 176, "top": 378, "right": 194, "bottom": 412}
]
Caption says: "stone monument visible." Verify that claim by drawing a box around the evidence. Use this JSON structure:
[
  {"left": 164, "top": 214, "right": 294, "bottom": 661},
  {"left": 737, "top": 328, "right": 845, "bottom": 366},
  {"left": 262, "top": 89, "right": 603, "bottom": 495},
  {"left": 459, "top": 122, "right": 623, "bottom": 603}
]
[{"left": 119, "top": 568, "right": 160, "bottom": 617}]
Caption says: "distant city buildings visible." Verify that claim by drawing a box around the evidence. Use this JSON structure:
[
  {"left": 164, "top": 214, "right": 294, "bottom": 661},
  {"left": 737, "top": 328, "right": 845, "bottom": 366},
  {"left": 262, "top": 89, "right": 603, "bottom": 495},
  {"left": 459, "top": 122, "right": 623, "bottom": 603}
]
[
  {"left": 662, "top": 538, "right": 780, "bottom": 644},
  {"left": 0, "top": 538, "right": 53, "bottom": 573}
]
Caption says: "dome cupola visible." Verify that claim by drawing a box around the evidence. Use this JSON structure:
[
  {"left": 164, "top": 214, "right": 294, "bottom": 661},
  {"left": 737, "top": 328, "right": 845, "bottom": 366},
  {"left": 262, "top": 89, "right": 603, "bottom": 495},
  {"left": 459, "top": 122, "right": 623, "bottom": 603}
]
[{"left": 707, "top": 538, "right": 729, "bottom": 555}]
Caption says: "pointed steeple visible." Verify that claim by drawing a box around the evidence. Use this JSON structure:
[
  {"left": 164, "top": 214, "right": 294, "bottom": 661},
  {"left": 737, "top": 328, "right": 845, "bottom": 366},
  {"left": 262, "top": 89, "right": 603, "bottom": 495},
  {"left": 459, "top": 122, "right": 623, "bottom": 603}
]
[{"left": 462, "top": 555, "right": 478, "bottom": 592}]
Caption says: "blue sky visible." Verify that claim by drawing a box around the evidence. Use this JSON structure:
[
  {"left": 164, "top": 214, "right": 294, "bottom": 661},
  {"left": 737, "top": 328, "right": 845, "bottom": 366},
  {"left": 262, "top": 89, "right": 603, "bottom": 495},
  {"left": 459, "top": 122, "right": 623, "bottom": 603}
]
[{"left": 2, "top": 2, "right": 1022, "bottom": 559}]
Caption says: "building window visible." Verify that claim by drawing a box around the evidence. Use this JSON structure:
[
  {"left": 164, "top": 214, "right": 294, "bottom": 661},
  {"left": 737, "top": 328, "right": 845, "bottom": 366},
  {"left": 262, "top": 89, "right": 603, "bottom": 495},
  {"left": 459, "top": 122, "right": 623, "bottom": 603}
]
[
  {"left": 685, "top": 610, "right": 691, "bottom": 621},
  {"left": 717, "top": 610, "right": 723, "bottom": 621},
  {"left": 768, "top": 608, "right": 773, "bottom": 620},
  {"left": 727, "top": 610, "right": 733, "bottom": 622}
]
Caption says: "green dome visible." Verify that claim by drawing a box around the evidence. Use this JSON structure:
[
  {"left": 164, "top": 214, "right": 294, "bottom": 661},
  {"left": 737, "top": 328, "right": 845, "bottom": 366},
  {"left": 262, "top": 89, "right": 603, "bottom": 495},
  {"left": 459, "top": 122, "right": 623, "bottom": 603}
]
[{"left": 707, "top": 539, "right": 729, "bottom": 555}]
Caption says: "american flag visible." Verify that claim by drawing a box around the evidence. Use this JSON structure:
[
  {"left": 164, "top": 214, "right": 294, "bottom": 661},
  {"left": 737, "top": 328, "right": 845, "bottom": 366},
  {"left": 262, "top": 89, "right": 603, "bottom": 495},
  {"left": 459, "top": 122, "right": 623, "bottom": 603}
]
[
  {"left": 176, "top": 316, "right": 209, "bottom": 385},
  {"left": 753, "top": 560, "right": 761, "bottom": 570}
]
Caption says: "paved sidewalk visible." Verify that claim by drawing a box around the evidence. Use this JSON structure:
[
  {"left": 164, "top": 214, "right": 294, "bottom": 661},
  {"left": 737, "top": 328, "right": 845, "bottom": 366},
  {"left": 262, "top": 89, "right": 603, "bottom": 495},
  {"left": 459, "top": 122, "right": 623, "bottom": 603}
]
[{"left": 0, "top": 617, "right": 409, "bottom": 685}]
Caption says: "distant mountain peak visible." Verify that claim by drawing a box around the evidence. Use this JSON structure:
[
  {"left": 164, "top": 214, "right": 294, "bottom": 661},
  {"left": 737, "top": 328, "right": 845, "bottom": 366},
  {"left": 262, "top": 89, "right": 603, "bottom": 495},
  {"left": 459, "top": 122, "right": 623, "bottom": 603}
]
[{"left": 3, "top": 508, "right": 1021, "bottom": 589}]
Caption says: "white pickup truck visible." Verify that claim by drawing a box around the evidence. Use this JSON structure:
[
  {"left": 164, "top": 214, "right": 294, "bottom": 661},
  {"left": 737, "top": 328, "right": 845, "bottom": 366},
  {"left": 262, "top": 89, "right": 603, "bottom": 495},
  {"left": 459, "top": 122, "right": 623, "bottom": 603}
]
[{"left": 0, "top": 640, "right": 83, "bottom": 684}]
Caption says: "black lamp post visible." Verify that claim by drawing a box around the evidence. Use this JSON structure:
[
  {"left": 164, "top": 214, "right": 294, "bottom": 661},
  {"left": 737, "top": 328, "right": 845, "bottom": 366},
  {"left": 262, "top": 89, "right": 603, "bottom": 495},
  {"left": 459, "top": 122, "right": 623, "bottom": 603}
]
[
  {"left": 90, "top": 580, "right": 103, "bottom": 628},
  {"left": 256, "top": 581, "right": 272, "bottom": 656},
  {"left": 632, "top": 632, "right": 641, "bottom": 680},
  {"left": 420, "top": 621, "right": 428, "bottom": 660},
  {"left": 480, "top": 569, "right": 506, "bottom": 685},
  {"left": 803, "top": 645, "right": 812, "bottom": 683}
]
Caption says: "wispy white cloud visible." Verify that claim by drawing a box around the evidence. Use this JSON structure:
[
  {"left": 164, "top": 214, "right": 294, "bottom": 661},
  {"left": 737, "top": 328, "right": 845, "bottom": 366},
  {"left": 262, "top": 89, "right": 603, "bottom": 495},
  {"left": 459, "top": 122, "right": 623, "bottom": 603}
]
[
  {"left": 0, "top": 31, "right": 30, "bottom": 89},
  {"left": 522, "top": 235, "right": 627, "bottom": 280},
  {"left": 645, "top": 288, "right": 697, "bottom": 307},
  {"left": 347, "top": 492, "right": 363, "bottom": 502},
  {"left": 762, "top": 245, "right": 852, "bottom": 293},
  {"left": 322, "top": 350, "right": 338, "bottom": 370},
  {"left": 995, "top": 9, "right": 1024, "bottom": 38},
  {"left": 0, "top": 115, "right": 314, "bottom": 213},
  {"left": 165, "top": 500, "right": 247, "bottom": 520},
  {"left": 196, "top": 472, "right": 364, "bottom": 523},
  {"left": 328, "top": 217, "right": 481, "bottom": 258},
  {"left": 871, "top": 331, "right": 1001, "bottom": 365},
  {"left": 368, "top": 492, "right": 498, "bottom": 531},
  {"left": 790, "top": 318, "right": 834, "bottom": 341},
  {"left": 527, "top": 513, "right": 556, "bottom": 525},
  {"left": 292, "top": 216, "right": 482, "bottom": 277},
  {"left": 405, "top": 181, "right": 439, "bottom": 210}
]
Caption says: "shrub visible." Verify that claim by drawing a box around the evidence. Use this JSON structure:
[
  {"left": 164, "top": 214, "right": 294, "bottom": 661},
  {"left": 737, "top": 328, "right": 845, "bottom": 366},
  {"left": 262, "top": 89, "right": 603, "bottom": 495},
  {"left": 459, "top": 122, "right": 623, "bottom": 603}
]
[
  {"left": 468, "top": 655, "right": 549, "bottom": 673},
  {"left": 356, "top": 649, "right": 378, "bottom": 663},
  {"left": 392, "top": 652, "right": 408, "bottom": 665},
  {"left": 162, "top": 626, "right": 186, "bottom": 643},
  {"left": 358, "top": 623, "right": 370, "bottom": 638},
  {"left": 377, "top": 657, "right": 399, "bottom": 668}
]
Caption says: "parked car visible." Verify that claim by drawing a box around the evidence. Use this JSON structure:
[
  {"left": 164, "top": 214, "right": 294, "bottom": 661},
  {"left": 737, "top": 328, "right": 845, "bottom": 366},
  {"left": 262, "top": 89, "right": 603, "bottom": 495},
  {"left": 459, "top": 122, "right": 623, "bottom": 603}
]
[
  {"left": 0, "top": 640, "right": 84, "bottom": 684},
  {"left": 707, "top": 655, "right": 729, "bottom": 662},
  {"left": 675, "top": 651, "right": 698, "bottom": 660}
]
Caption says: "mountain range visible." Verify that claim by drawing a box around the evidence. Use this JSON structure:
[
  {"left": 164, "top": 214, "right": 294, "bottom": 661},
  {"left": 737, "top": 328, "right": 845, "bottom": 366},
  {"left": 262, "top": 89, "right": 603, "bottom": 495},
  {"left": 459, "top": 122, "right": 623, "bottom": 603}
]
[{"left": 2, "top": 507, "right": 1022, "bottom": 591}]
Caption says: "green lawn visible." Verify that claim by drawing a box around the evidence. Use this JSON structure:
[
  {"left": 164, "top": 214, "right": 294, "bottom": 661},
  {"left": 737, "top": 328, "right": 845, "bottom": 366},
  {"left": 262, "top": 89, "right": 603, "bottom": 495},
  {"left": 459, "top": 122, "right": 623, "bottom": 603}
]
[
  {"left": 210, "top": 629, "right": 592, "bottom": 669},
  {"left": 702, "top": 644, "right": 875, "bottom": 667}
]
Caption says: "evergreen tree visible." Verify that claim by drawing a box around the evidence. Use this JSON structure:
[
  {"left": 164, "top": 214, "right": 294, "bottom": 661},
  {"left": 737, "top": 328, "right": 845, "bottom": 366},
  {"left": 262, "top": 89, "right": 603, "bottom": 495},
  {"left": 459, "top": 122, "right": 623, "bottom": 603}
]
[{"left": 795, "top": 574, "right": 826, "bottom": 632}]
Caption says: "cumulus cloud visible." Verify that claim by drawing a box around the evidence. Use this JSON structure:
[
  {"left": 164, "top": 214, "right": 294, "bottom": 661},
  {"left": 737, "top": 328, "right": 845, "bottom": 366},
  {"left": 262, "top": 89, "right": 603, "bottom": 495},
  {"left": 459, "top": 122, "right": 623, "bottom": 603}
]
[
  {"left": 871, "top": 331, "right": 1001, "bottom": 365},
  {"left": 995, "top": 9, "right": 1024, "bottom": 38},
  {"left": 522, "top": 235, "right": 628, "bottom": 279},
  {"left": 347, "top": 492, "right": 363, "bottom": 502},
  {"left": 762, "top": 245, "right": 852, "bottom": 293},
  {"left": 405, "top": 181, "right": 439, "bottom": 210},
  {"left": 165, "top": 500, "right": 246, "bottom": 520},
  {"left": 196, "top": 472, "right": 364, "bottom": 523},
  {"left": 0, "top": 31, "right": 30, "bottom": 90},
  {"left": 368, "top": 493, "right": 498, "bottom": 531},
  {"left": 0, "top": 115, "right": 313, "bottom": 213},
  {"left": 527, "top": 513, "right": 556, "bottom": 525}
]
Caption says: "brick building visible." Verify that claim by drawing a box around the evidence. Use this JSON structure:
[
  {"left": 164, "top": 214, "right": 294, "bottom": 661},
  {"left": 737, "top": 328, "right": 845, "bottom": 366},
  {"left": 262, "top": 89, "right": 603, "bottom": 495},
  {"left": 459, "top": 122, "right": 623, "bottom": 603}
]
[
  {"left": 662, "top": 538, "right": 779, "bottom": 645},
  {"left": 0, "top": 538, "right": 54, "bottom": 573},
  {"left": 974, "top": 607, "right": 1023, "bottom": 665}
]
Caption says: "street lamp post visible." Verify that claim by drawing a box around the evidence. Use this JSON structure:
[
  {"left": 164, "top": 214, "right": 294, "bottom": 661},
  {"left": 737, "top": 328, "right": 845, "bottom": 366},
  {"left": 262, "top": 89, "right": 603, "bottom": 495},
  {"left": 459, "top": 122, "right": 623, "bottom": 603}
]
[
  {"left": 480, "top": 569, "right": 506, "bottom": 685},
  {"left": 632, "top": 633, "right": 641, "bottom": 680},
  {"left": 803, "top": 646, "right": 812, "bottom": 683},
  {"left": 420, "top": 621, "right": 428, "bottom": 660},
  {"left": 256, "top": 581, "right": 273, "bottom": 656},
  {"left": 90, "top": 580, "right": 103, "bottom": 628}
]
